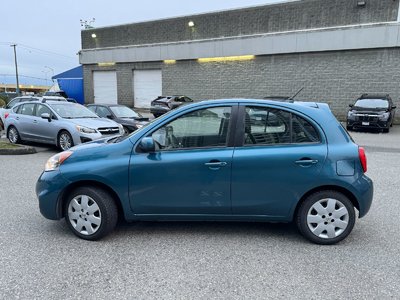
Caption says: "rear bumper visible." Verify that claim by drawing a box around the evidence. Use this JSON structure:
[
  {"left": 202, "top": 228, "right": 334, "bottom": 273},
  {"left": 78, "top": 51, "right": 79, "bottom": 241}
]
[
  {"left": 150, "top": 106, "right": 170, "bottom": 115},
  {"left": 357, "top": 174, "right": 374, "bottom": 218}
]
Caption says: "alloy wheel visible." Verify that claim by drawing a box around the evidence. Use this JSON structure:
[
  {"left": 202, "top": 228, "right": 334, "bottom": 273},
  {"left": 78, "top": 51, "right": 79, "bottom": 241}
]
[
  {"left": 8, "top": 127, "right": 19, "bottom": 144},
  {"left": 59, "top": 132, "right": 72, "bottom": 150}
]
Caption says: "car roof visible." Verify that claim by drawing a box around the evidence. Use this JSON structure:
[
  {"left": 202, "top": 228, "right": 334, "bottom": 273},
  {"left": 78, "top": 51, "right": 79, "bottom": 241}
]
[{"left": 88, "top": 104, "right": 126, "bottom": 107}]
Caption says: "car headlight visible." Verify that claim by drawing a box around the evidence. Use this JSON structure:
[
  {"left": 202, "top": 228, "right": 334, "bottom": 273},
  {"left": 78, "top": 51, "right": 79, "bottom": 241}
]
[
  {"left": 45, "top": 151, "right": 73, "bottom": 172},
  {"left": 347, "top": 111, "right": 354, "bottom": 117},
  {"left": 76, "top": 125, "right": 97, "bottom": 134},
  {"left": 118, "top": 124, "right": 124, "bottom": 135},
  {"left": 379, "top": 112, "right": 390, "bottom": 120}
]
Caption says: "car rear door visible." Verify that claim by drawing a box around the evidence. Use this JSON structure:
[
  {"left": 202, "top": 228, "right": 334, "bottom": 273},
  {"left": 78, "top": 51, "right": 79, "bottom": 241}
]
[
  {"left": 16, "top": 103, "right": 37, "bottom": 140},
  {"left": 231, "top": 105, "right": 328, "bottom": 219},
  {"left": 32, "top": 104, "right": 57, "bottom": 143}
]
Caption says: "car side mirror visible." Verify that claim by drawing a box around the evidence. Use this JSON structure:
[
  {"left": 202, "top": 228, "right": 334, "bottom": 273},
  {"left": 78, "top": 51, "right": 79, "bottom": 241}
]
[
  {"left": 106, "top": 114, "right": 113, "bottom": 119},
  {"left": 349, "top": 104, "right": 354, "bottom": 108},
  {"left": 139, "top": 137, "right": 155, "bottom": 153},
  {"left": 41, "top": 113, "right": 51, "bottom": 122},
  {"left": 392, "top": 105, "right": 397, "bottom": 109}
]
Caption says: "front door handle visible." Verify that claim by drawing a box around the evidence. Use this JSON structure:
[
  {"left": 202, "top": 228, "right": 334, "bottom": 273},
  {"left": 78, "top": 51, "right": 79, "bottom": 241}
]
[{"left": 33, "top": 120, "right": 38, "bottom": 124}]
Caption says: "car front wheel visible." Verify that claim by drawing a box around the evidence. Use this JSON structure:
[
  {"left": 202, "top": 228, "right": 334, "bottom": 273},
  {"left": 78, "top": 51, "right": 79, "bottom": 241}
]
[
  {"left": 58, "top": 130, "right": 74, "bottom": 151},
  {"left": 65, "top": 187, "right": 118, "bottom": 240},
  {"left": 296, "top": 191, "right": 356, "bottom": 245}
]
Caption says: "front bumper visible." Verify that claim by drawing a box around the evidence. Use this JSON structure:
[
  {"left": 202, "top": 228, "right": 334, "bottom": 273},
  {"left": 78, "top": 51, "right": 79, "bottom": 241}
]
[
  {"left": 36, "top": 170, "right": 71, "bottom": 220},
  {"left": 347, "top": 118, "right": 389, "bottom": 130}
]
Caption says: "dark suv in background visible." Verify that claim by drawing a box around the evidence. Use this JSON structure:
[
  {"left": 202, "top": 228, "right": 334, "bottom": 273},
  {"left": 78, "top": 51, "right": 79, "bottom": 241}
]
[{"left": 347, "top": 94, "right": 396, "bottom": 133}]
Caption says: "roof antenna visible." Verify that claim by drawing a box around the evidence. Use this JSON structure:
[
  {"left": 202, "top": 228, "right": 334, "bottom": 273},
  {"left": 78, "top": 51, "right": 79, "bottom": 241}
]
[{"left": 289, "top": 87, "right": 304, "bottom": 100}]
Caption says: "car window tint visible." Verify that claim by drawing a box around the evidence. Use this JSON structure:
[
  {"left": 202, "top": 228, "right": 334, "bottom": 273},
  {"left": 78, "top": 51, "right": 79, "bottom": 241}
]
[
  {"left": 87, "top": 106, "right": 97, "bottom": 113},
  {"left": 245, "top": 107, "right": 291, "bottom": 145},
  {"left": 244, "top": 106, "right": 320, "bottom": 145},
  {"left": 292, "top": 114, "right": 320, "bottom": 143},
  {"left": 151, "top": 106, "right": 232, "bottom": 150},
  {"left": 19, "top": 103, "right": 36, "bottom": 116},
  {"left": 96, "top": 106, "right": 111, "bottom": 118},
  {"left": 35, "top": 104, "right": 52, "bottom": 117}
]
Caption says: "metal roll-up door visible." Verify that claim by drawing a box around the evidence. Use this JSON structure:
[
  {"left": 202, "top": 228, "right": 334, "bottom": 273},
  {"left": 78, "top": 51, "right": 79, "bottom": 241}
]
[
  {"left": 133, "top": 70, "right": 162, "bottom": 108},
  {"left": 93, "top": 71, "right": 117, "bottom": 104}
]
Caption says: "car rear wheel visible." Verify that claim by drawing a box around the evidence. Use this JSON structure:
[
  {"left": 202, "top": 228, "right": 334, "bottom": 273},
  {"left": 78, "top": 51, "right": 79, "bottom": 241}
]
[
  {"left": 58, "top": 130, "right": 73, "bottom": 151},
  {"left": 65, "top": 187, "right": 118, "bottom": 240},
  {"left": 296, "top": 191, "right": 355, "bottom": 245},
  {"left": 8, "top": 126, "right": 21, "bottom": 144}
]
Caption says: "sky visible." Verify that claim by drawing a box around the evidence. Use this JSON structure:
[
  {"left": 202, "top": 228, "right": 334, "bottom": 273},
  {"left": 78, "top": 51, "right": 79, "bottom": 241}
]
[{"left": 1, "top": 0, "right": 288, "bottom": 86}]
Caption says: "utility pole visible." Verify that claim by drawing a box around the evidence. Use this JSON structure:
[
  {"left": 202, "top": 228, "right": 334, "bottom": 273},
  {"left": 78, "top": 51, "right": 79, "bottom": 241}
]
[{"left": 10, "top": 44, "right": 20, "bottom": 95}]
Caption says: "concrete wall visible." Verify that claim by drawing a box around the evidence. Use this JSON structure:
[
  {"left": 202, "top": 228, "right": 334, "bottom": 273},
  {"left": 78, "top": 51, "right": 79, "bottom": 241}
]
[
  {"left": 83, "top": 48, "right": 400, "bottom": 122},
  {"left": 81, "top": 0, "right": 399, "bottom": 49}
]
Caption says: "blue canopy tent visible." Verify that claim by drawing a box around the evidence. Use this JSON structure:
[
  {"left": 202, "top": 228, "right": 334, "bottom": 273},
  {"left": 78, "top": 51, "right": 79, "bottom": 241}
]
[{"left": 52, "top": 66, "right": 84, "bottom": 104}]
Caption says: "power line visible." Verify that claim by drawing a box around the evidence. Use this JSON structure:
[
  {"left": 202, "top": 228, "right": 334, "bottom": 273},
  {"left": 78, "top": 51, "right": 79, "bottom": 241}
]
[
  {"left": 0, "top": 74, "right": 49, "bottom": 81},
  {"left": 0, "top": 42, "right": 77, "bottom": 61}
]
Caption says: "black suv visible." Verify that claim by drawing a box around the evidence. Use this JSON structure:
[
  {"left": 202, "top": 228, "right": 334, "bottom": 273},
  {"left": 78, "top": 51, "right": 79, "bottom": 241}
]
[{"left": 347, "top": 94, "right": 396, "bottom": 133}]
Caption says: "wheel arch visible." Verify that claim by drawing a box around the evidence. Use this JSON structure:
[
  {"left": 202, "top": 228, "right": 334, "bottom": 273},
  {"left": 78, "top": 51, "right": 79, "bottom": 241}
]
[
  {"left": 292, "top": 185, "right": 360, "bottom": 222},
  {"left": 58, "top": 180, "right": 125, "bottom": 221}
]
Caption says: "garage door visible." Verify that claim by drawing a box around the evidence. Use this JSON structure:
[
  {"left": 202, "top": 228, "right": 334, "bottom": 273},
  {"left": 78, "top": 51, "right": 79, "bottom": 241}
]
[
  {"left": 93, "top": 71, "right": 117, "bottom": 104},
  {"left": 133, "top": 70, "right": 162, "bottom": 108}
]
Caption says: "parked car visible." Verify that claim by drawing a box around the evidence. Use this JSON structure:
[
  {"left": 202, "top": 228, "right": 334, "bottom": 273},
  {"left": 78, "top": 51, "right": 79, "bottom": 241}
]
[
  {"left": 87, "top": 104, "right": 149, "bottom": 134},
  {"left": 347, "top": 94, "right": 396, "bottom": 133},
  {"left": 5, "top": 100, "right": 123, "bottom": 150},
  {"left": 0, "top": 96, "right": 66, "bottom": 130},
  {"left": 150, "top": 95, "right": 193, "bottom": 117},
  {"left": 36, "top": 99, "right": 373, "bottom": 244}
]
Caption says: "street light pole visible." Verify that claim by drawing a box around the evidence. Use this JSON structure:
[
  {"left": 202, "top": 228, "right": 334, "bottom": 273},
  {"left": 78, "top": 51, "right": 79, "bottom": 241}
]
[{"left": 10, "top": 44, "right": 20, "bottom": 95}]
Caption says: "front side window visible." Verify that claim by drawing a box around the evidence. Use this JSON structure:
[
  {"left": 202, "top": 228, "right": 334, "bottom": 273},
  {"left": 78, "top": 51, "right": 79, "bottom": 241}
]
[
  {"left": 35, "top": 104, "right": 52, "bottom": 117},
  {"left": 20, "top": 103, "right": 36, "bottom": 116},
  {"left": 244, "top": 106, "right": 320, "bottom": 145},
  {"left": 151, "top": 106, "right": 232, "bottom": 151}
]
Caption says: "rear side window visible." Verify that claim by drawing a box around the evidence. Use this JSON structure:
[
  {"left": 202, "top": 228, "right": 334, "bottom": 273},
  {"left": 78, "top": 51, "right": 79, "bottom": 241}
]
[
  {"left": 19, "top": 103, "right": 36, "bottom": 116},
  {"left": 244, "top": 106, "right": 320, "bottom": 145}
]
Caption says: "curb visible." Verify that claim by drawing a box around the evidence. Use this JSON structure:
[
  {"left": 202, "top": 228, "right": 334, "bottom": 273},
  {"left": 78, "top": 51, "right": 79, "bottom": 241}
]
[{"left": 0, "top": 138, "right": 37, "bottom": 155}]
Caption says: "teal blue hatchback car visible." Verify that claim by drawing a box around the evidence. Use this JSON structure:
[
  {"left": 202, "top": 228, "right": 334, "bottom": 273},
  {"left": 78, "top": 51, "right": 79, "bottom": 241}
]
[{"left": 36, "top": 99, "right": 373, "bottom": 244}]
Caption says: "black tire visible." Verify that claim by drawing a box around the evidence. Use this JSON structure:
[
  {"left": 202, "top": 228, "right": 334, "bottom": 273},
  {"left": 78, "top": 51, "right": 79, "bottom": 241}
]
[
  {"left": 64, "top": 186, "right": 118, "bottom": 241},
  {"left": 383, "top": 127, "right": 389, "bottom": 133},
  {"left": 346, "top": 125, "right": 352, "bottom": 131},
  {"left": 7, "top": 126, "right": 22, "bottom": 144},
  {"left": 153, "top": 113, "right": 161, "bottom": 118},
  {"left": 0, "top": 118, "right": 4, "bottom": 131},
  {"left": 58, "top": 130, "right": 74, "bottom": 151},
  {"left": 296, "top": 190, "right": 356, "bottom": 245},
  {"left": 123, "top": 126, "right": 130, "bottom": 135}
]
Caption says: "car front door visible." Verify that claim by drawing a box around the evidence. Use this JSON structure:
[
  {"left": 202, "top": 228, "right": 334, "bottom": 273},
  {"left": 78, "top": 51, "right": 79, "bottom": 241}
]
[
  {"left": 32, "top": 104, "right": 57, "bottom": 143},
  {"left": 232, "top": 105, "right": 328, "bottom": 218},
  {"left": 129, "top": 105, "right": 236, "bottom": 215}
]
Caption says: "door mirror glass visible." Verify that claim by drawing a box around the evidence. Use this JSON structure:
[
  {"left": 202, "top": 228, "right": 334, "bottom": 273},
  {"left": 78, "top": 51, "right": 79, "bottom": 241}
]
[{"left": 139, "top": 137, "right": 155, "bottom": 153}]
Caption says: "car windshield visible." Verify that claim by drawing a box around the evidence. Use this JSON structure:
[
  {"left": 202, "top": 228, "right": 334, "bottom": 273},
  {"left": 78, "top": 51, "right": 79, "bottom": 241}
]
[
  {"left": 110, "top": 106, "right": 142, "bottom": 118},
  {"left": 49, "top": 103, "right": 98, "bottom": 119},
  {"left": 354, "top": 99, "right": 389, "bottom": 109}
]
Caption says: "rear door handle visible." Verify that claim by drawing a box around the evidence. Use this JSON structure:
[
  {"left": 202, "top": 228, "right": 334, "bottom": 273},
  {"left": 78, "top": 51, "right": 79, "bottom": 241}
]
[{"left": 295, "top": 159, "right": 319, "bottom": 166}]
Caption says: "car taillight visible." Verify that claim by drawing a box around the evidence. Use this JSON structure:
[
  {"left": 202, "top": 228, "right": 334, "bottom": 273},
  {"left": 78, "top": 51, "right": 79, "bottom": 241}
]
[
  {"left": 4, "top": 112, "right": 9, "bottom": 119},
  {"left": 358, "top": 147, "right": 367, "bottom": 173}
]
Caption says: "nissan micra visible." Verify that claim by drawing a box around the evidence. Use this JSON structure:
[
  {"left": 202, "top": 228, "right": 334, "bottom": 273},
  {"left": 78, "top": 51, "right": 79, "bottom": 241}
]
[{"left": 36, "top": 99, "right": 373, "bottom": 244}]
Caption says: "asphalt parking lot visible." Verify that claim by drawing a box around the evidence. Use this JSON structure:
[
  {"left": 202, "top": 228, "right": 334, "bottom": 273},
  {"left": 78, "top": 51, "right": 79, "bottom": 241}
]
[{"left": 0, "top": 127, "right": 400, "bottom": 299}]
